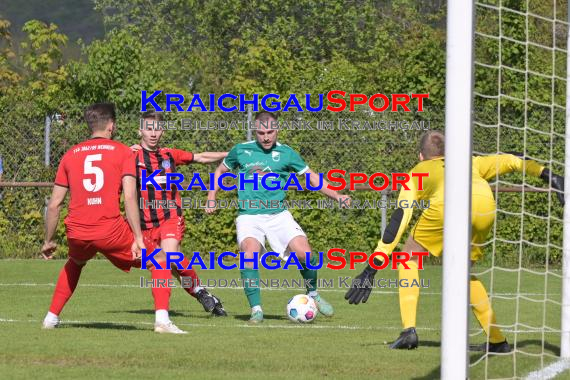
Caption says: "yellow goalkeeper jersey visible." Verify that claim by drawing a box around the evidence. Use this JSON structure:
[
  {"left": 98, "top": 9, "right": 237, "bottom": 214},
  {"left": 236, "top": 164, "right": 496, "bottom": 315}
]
[{"left": 374, "top": 154, "right": 544, "bottom": 257}]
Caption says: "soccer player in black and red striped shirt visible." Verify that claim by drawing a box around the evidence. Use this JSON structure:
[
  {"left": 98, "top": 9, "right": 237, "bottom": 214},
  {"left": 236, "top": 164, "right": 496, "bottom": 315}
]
[{"left": 135, "top": 110, "right": 228, "bottom": 317}]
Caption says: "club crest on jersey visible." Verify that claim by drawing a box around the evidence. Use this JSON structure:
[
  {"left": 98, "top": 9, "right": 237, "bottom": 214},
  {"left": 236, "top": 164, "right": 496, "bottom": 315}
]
[
  {"left": 272, "top": 151, "right": 280, "bottom": 162},
  {"left": 162, "top": 160, "right": 171, "bottom": 169}
]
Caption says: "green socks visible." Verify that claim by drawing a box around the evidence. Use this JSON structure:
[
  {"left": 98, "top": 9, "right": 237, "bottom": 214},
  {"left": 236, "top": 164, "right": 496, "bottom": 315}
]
[
  {"left": 241, "top": 254, "right": 319, "bottom": 307},
  {"left": 299, "top": 253, "right": 319, "bottom": 293},
  {"left": 240, "top": 268, "right": 261, "bottom": 308}
]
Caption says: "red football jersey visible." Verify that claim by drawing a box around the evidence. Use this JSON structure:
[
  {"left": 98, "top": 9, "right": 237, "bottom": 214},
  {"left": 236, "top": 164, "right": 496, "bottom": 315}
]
[
  {"left": 135, "top": 147, "right": 193, "bottom": 229},
  {"left": 55, "top": 137, "right": 136, "bottom": 240}
]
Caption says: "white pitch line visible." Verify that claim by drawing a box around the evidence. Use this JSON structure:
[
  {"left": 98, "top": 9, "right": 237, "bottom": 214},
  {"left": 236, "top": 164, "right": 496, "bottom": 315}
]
[
  {"left": 0, "top": 318, "right": 560, "bottom": 335},
  {"left": 0, "top": 317, "right": 437, "bottom": 332},
  {"left": 524, "top": 359, "right": 570, "bottom": 380},
  {"left": 0, "top": 283, "right": 559, "bottom": 296},
  {"left": 0, "top": 282, "right": 431, "bottom": 294}
]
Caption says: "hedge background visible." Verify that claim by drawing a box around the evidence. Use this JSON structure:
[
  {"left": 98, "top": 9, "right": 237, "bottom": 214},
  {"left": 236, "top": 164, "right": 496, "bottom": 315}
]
[{"left": 0, "top": 0, "right": 566, "bottom": 266}]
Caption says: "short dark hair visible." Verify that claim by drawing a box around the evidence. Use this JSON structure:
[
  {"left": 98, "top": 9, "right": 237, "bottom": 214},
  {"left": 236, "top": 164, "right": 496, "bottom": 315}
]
[
  {"left": 141, "top": 110, "right": 164, "bottom": 121},
  {"left": 419, "top": 130, "right": 445, "bottom": 159},
  {"left": 255, "top": 111, "right": 278, "bottom": 123},
  {"left": 84, "top": 103, "right": 116, "bottom": 131}
]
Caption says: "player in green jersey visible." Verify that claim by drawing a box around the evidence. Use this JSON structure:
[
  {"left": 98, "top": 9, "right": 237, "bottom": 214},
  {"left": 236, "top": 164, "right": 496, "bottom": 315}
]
[{"left": 206, "top": 111, "right": 351, "bottom": 323}]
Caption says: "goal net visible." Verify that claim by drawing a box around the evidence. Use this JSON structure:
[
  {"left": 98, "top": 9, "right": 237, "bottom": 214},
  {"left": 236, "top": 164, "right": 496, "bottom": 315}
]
[{"left": 444, "top": 0, "right": 569, "bottom": 378}]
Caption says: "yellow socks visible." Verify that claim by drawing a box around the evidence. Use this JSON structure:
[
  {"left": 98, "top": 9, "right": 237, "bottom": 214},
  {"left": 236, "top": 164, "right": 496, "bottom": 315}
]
[
  {"left": 398, "top": 261, "right": 420, "bottom": 329},
  {"left": 397, "top": 266, "right": 505, "bottom": 343},
  {"left": 470, "top": 275, "right": 505, "bottom": 343}
]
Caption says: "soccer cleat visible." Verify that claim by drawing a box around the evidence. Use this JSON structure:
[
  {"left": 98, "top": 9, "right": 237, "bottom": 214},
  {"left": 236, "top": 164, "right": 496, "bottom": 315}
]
[
  {"left": 154, "top": 321, "right": 188, "bottom": 334},
  {"left": 248, "top": 310, "right": 264, "bottom": 324},
  {"left": 469, "top": 340, "right": 512, "bottom": 353},
  {"left": 42, "top": 317, "right": 60, "bottom": 329},
  {"left": 211, "top": 295, "right": 228, "bottom": 317},
  {"left": 389, "top": 327, "right": 419, "bottom": 349},
  {"left": 311, "top": 294, "right": 334, "bottom": 317},
  {"left": 195, "top": 289, "right": 217, "bottom": 313}
]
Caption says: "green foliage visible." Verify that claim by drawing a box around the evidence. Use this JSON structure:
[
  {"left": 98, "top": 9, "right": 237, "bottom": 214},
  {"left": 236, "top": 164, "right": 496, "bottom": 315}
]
[
  {"left": 68, "top": 29, "right": 183, "bottom": 112},
  {"left": 93, "top": 0, "right": 446, "bottom": 107},
  {"left": 0, "top": 1, "right": 566, "bottom": 269},
  {"left": 19, "top": 20, "right": 69, "bottom": 111},
  {"left": 472, "top": 0, "right": 566, "bottom": 266},
  {"left": 0, "top": 18, "right": 20, "bottom": 93},
  {"left": 0, "top": 19, "right": 71, "bottom": 120},
  {"left": 0, "top": 187, "right": 68, "bottom": 258}
]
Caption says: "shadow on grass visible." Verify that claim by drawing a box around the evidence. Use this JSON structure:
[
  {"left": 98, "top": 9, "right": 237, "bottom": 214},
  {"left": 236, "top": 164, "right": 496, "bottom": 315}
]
[
  {"left": 62, "top": 322, "right": 145, "bottom": 331},
  {"left": 468, "top": 339, "right": 559, "bottom": 360},
  {"left": 418, "top": 340, "right": 441, "bottom": 348},
  {"left": 408, "top": 339, "right": 561, "bottom": 380},
  {"left": 516, "top": 339, "right": 560, "bottom": 356},
  {"left": 233, "top": 314, "right": 288, "bottom": 322},
  {"left": 107, "top": 308, "right": 233, "bottom": 320},
  {"left": 361, "top": 340, "right": 441, "bottom": 348},
  {"left": 410, "top": 347, "right": 483, "bottom": 380},
  {"left": 107, "top": 309, "right": 188, "bottom": 317},
  {"left": 411, "top": 366, "right": 441, "bottom": 380}
]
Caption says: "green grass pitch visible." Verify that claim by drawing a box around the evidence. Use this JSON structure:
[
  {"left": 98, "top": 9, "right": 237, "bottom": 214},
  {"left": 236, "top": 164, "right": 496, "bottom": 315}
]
[{"left": 0, "top": 260, "right": 566, "bottom": 379}]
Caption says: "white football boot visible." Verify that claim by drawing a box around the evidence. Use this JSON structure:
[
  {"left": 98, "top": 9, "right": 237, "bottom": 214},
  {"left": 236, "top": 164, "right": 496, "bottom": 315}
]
[
  {"left": 42, "top": 313, "right": 60, "bottom": 329},
  {"left": 154, "top": 321, "right": 188, "bottom": 334}
]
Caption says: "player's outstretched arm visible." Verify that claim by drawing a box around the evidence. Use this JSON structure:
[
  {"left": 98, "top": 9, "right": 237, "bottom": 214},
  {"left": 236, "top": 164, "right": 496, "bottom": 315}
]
[
  {"left": 475, "top": 154, "right": 564, "bottom": 206},
  {"left": 206, "top": 162, "right": 230, "bottom": 214},
  {"left": 193, "top": 152, "right": 228, "bottom": 164},
  {"left": 122, "top": 175, "right": 145, "bottom": 258},
  {"left": 42, "top": 185, "right": 68, "bottom": 259},
  {"left": 307, "top": 169, "right": 351, "bottom": 207}
]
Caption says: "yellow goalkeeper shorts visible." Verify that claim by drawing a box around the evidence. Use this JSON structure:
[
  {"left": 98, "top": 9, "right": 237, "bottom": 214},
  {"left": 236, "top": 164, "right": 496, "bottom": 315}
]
[{"left": 411, "top": 195, "right": 496, "bottom": 261}]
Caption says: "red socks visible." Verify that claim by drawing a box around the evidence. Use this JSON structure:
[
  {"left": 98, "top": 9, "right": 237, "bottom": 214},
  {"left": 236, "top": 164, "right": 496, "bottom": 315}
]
[
  {"left": 174, "top": 257, "right": 200, "bottom": 298},
  {"left": 49, "top": 259, "right": 189, "bottom": 316},
  {"left": 49, "top": 258, "right": 180, "bottom": 317},
  {"left": 150, "top": 263, "right": 172, "bottom": 310},
  {"left": 49, "top": 259, "right": 84, "bottom": 315}
]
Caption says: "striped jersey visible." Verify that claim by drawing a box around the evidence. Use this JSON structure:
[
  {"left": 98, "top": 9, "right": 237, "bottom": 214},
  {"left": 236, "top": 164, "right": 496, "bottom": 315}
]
[{"left": 135, "top": 147, "right": 194, "bottom": 229}]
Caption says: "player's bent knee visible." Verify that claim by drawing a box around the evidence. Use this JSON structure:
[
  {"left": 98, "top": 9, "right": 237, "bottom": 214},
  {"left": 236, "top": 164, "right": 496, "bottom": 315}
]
[
  {"left": 287, "top": 236, "right": 311, "bottom": 261},
  {"left": 240, "top": 237, "right": 262, "bottom": 253},
  {"left": 154, "top": 250, "right": 168, "bottom": 262},
  {"left": 408, "top": 254, "right": 419, "bottom": 265},
  {"left": 402, "top": 236, "right": 426, "bottom": 257},
  {"left": 160, "top": 238, "right": 180, "bottom": 252},
  {"left": 70, "top": 257, "right": 88, "bottom": 266}
]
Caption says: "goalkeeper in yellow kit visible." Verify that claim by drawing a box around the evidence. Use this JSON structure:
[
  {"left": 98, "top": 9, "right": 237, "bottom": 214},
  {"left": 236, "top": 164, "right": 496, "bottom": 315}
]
[{"left": 345, "top": 131, "right": 565, "bottom": 352}]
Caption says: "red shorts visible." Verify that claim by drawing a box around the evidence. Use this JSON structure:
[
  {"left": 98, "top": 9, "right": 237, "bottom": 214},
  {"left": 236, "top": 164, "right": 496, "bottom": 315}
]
[
  {"left": 67, "top": 218, "right": 136, "bottom": 272},
  {"left": 142, "top": 216, "right": 185, "bottom": 251}
]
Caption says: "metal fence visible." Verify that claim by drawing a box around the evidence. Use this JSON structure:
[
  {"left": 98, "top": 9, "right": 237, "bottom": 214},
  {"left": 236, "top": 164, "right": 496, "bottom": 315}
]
[
  {"left": 0, "top": 106, "right": 432, "bottom": 258},
  {"left": 1, "top": 106, "right": 556, "bottom": 263}
]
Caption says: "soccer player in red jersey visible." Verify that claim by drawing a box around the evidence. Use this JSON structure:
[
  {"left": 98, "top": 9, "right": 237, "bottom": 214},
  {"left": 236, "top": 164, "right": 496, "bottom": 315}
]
[
  {"left": 41, "top": 103, "right": 186, "bottom": 334},
  {"left": 135, "top": 111, "right": 228, "bottom": 316}
]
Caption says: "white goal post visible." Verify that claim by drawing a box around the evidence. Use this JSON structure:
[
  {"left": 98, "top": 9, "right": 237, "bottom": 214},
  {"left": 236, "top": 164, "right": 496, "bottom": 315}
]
[
  {"left": 561, "top": 0, "right": 570, "bottom": 360},
  {"left": 441, "top": 0, "right": 475, "bottom": 378},
  {"left": 443, "top": 0, "right": 570, "bottom": 378}
]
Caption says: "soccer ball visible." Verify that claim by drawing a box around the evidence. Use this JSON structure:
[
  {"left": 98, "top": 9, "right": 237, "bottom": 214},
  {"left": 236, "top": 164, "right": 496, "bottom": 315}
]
[{"left": 286, "top": 294, "right": 318, "bottom": 323}]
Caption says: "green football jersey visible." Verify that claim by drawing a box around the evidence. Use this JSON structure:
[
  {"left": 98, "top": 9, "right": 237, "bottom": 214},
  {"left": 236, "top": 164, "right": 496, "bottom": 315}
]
[{"left": 222, "top": 141, "right": 309, "bottom": 215}]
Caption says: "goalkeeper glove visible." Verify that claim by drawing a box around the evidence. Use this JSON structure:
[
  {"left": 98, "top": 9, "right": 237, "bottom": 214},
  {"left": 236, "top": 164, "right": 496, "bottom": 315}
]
[
  {"left": 540, "top": 169, "right": 565, "bottom": 206},
  {"left": 344, "top": 263, "right": 379, "bottom": 305}
]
